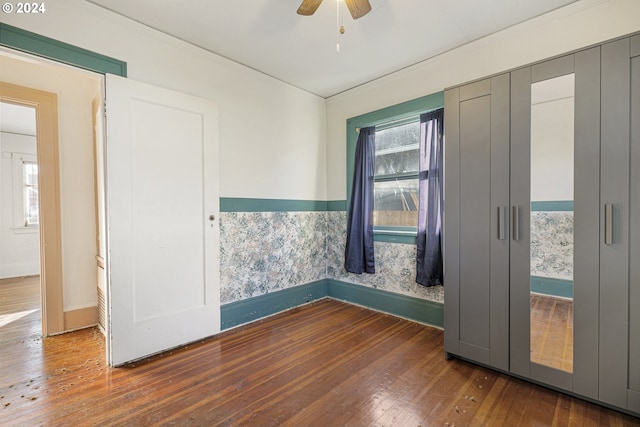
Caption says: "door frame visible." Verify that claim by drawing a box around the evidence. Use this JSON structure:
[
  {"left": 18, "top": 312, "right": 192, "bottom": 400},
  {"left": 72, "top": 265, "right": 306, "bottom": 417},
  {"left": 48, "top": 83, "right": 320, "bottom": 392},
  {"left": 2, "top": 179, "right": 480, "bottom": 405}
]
[
  {"left": 0, "top": 82, "right": 64, "bottom": 335},
  {"left": 1, "top": 23, "right": 127, "bottom": 336}
]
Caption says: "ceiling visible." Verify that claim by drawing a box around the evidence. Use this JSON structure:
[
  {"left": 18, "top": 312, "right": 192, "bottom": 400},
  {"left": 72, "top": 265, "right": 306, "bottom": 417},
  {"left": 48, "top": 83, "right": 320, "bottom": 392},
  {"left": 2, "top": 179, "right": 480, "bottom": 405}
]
[{"left": 84, "top": 0, "right": 580, "bottom": 98}]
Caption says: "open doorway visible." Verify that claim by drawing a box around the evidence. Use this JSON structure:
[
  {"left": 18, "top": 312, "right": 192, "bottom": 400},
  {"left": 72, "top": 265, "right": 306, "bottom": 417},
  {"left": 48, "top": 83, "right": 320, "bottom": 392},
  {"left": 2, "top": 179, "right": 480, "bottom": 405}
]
[
  {"left": 0, "top": 101, "right": 41, "bottom": 338},
  {"left": 0, "top": 49, "right": 104, "bottom": 341}
]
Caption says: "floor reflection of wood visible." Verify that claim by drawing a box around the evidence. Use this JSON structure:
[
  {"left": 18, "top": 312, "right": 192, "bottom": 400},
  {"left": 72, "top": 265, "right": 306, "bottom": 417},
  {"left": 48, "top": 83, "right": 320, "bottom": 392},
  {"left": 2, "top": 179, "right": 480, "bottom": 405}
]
[{"left": 530, "top": 293, "right": 574, "bottom": 372}]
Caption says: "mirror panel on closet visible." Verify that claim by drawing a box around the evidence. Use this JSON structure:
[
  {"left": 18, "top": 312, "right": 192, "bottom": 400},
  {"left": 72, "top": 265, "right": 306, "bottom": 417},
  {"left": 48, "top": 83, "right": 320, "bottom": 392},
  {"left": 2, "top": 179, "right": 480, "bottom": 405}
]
[
  {"left": 529, "top": 73, "right": 575, "bottom": 374},
  {"left": 511, "top": 47, "right": 601, "bottom": 397}
]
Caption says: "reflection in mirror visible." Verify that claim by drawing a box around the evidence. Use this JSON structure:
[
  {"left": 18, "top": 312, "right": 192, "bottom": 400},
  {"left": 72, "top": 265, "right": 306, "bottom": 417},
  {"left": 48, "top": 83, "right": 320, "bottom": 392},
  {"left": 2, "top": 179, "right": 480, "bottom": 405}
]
[{"left": 529, "top": 74, "right": 574, "bottom": 373}]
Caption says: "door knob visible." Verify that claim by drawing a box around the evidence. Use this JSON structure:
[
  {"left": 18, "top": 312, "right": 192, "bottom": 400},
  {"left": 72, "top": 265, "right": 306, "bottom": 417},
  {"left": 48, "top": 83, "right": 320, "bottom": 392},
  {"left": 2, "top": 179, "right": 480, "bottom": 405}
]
[{"left": 209, "top": 214, "right": 215, "bottom": 221}]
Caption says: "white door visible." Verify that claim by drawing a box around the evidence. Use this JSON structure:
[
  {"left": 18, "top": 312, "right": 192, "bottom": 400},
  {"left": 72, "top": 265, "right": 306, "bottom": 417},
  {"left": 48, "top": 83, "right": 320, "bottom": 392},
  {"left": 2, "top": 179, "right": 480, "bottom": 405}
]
[{"left": 105, "top": 74, "right": 220, "bottom": 366}]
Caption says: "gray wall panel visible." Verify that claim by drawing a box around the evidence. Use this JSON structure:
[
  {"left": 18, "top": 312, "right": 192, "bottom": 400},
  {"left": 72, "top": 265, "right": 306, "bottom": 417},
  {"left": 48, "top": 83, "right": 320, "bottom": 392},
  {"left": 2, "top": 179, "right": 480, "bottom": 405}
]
[
  {"left": 532, "top": 54, "right": 574, "bottom": 83},
  {"left": 531, "top": 364, "right": 572, "bottom": 391},
  {"left": 509, "top": 66, "right": 532, "bottom": 379},
  {"left": 459, "top": 95, "right": 492, "bottom": 350},
  {"left": 445, "top": 77, "right": 510, "bottom": 369},
  {"left": 629, "top": 56, "right": 640, "bottom": 396},
  {"left": 629, "top": 390, "right": 640, "bottom": 414},
  {"left": 600, "top": 37, "right": 630, "bottom": 409},
  {"left": 572, "top": 46, "right": 601, "bottom": 400},
  {"left": 459, "top": 78, "right": 491, "bottom": 102},
  {"left": 489, "top": 74, "right": 511, "bottom": 371},
  {"left": 632, "top": 35, "right": 640, "bottom": 58},
  {"left": 443, "top": 87, "right": 461, "bottom": 356}
]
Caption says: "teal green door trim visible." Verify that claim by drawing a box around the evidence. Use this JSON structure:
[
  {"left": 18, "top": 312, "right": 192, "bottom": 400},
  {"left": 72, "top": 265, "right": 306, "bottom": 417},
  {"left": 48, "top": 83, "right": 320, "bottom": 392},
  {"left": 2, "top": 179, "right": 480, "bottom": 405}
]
[{"left": 0, "top": 23, "right": 127, "bottom": 76}]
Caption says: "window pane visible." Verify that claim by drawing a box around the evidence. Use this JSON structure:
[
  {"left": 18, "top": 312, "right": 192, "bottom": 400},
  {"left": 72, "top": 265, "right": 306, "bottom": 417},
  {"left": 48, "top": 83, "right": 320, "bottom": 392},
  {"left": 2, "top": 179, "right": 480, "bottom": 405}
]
[
  {"left": 24, "top": 162, "right": 38, "bottom": 185},
  {"left": 25, "top": 187, "right": 39, "bottom": 225},
  {"left": 23, "top": 161, "right": 39, "bottom": 226},
  {"left": 374, "top": 121, "right": 420, "bottom": 176},
  {"left": 373, "top": 178, "right": 418, "bottom": 227}
]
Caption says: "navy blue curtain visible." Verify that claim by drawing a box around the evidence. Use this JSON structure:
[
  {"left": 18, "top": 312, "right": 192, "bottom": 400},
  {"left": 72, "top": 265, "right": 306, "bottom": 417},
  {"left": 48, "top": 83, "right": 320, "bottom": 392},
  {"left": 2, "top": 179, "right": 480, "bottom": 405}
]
[
  {"left": 416, "top": 109, "right": 444, "bottom": 286},
  {"left": 344, "top": 126, "right": 375, "bottom": 274}
]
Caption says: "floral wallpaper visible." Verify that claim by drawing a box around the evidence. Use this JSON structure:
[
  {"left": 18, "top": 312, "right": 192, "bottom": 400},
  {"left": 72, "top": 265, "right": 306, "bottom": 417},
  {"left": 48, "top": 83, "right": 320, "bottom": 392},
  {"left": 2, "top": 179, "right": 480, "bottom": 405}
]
[
  {"left": 530, "top": 211, "right": 573, "bottom": 280},
  {"left": 327, "top": 212, "right": 444, "bottom": 303},
  {"left": 219, "top": 212, "right": 327, "bottom": 304},
  {"left": 219, "top": 208, "right": 569, "bottom": 307},
  {"left": 219, "top": 209, "right": 444, "bottom": 306}
]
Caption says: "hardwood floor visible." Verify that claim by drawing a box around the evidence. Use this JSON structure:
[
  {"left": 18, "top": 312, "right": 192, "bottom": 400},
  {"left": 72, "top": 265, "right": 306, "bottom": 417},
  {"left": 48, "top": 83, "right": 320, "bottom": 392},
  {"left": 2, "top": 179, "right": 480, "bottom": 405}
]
[
  {"left": 530, "top": 293, "right": 574, "bottom": 372},
  {"left": 0, "top": 276, "right": 41, "bottom": 342},
  {"left": 1, "top": 281, "right": 639, "bottom": 426}
]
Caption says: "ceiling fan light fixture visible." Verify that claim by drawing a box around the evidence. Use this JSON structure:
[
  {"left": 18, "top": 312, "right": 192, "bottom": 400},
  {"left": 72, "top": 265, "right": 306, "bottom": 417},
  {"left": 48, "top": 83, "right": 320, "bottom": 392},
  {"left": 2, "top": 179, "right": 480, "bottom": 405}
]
[
  {"left": 297, "top": 0, "right": 323, "bottom": 16},
  {"left": 344, "top": 0, "right": 372, "bottom": 19},
  {"left": 297, "top": 0, "right": 371, "bottom": 19}
]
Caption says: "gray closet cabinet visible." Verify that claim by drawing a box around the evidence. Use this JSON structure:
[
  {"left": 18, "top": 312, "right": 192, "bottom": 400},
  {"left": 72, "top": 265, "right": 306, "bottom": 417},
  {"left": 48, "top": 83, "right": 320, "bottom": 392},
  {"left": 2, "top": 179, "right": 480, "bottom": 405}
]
[
  {"left": 443, "top": 34, "right": 640, "bottom": 415},
  {"left": 443, "top": 74, "right": 510, "bottom": 372}
]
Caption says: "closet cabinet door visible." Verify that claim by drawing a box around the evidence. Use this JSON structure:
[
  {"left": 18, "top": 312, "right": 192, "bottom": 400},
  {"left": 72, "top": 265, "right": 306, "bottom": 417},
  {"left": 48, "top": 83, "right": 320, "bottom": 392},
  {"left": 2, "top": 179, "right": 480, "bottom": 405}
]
[
  {"left": 444, "top": 74, "right": 510, "bottom": 371},
  {"left": 601, "top": 35, "right": 640, "bottom": 412},
  {"left": 629, "top": 35, "right": 640, "bottom": 413},
  {"left": 510, "top": 48, "right": 601, "bottom": 398}
]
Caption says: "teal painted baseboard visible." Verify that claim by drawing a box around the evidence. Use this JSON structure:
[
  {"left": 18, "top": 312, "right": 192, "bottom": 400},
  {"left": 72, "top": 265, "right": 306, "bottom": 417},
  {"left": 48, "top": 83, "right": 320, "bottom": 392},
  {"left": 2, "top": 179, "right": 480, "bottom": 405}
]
[
  {"left": 530, "top": 275, "right": 573, "bottom": 298},
  {"left": 326, "top": 280, "right": 443, "bottom": 327},
  {"left": 221, "top": 279, "right": 443, "bottom": 330},
  {"left": 221, "top": 281, "right": 329, "bottom": 329}
]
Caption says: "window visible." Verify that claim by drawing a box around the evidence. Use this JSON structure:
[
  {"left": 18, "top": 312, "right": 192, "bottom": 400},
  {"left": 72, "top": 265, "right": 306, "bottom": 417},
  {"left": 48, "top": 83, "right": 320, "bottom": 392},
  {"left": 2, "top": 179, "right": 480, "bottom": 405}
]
[
  {"left": 346, "top": 92, "right": 443, "bottom": 243},
  {"left": 12, "top": 153, "right": 39, "bottom": 231},
  {"left": 23, "top": 160, "right": 39, "bottom": 226},
  {"left": 373, "top": 119, "right": 420, "bottom": 228}
]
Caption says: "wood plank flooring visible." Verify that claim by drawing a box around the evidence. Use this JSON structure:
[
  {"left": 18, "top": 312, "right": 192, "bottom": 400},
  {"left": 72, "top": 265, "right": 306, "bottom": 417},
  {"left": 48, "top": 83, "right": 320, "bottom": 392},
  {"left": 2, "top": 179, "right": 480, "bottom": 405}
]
[
  {"left": 530, "top": 293, "right": 574, "bottom": 372},
  {"left": 1, "top": 279, "right": 639, "bottom": 426},
  {"left": 0, "top": 275, "right": 41, "bottom": 342}
]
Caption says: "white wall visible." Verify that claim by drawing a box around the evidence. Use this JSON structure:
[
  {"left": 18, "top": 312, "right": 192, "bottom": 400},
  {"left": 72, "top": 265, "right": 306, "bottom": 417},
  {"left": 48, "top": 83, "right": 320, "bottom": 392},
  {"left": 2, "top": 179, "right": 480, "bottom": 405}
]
[
  {"left": 0, "top": 54, "right": 101, "bottom": 311},
  {"left": 0, "top": 132, "right": 40, "bottom": 278},
  {"left": 2, "top": 0, "right": 327, "bottom": 201},
  {"left": 2, "top": 0, "right": 327, "bottom": 315},
  {"left": 326, "top": 0, "right": 640, "bottom": 199}
]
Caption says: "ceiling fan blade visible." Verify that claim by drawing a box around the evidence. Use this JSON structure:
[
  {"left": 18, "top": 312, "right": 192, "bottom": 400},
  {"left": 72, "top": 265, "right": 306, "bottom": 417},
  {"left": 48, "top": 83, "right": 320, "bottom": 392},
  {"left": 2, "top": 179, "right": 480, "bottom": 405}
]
[
  {"left": 297, "top": 0, "right": 323, "bottom": 16},
  {"left": 345, "top": 0, "right": 372, "bottom": 19}
]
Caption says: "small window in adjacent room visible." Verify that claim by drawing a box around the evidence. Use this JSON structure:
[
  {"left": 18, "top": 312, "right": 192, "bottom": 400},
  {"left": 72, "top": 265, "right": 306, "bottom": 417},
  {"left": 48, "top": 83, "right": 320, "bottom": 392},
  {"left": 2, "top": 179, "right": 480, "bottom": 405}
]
[
  {"left": 23, "top": 160, "right": 39, "bottom": 226},
  {"left": 373, "top": 119, "right": 420, "bottom": 229},
  {"left": 11, "top": 153, "right": 39, "bottom": 231}
]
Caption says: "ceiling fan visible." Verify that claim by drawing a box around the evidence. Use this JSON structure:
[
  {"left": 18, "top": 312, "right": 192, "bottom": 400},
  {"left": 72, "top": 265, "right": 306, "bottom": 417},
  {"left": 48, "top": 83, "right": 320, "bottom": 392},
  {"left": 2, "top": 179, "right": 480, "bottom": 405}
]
[{"left": 297, "top": 0, "right": 372, "bottom": 20}]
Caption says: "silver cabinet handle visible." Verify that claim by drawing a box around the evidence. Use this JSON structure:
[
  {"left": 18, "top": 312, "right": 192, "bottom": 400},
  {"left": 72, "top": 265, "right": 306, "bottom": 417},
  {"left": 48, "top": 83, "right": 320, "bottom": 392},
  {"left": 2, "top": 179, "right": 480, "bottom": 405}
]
[
  {"left": 498, "top": 206, "right": 507, "bottom": 240},
  {"left": 605, "top": 203, "right": 613, "bottom": 245},
  {"left": 512, "top": 206, "right": 520, "bottom": 241}
]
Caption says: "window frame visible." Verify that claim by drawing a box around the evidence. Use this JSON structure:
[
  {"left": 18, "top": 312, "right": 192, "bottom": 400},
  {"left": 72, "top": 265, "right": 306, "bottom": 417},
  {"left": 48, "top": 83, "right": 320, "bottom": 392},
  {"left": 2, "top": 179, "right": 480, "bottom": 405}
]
[
  {"left": 12, "top": 152, "right": 39, "bottom": 233},
  {"left": 346, "top": 92, "right": 444, "bottom": 244},
  {"left": 372, "top": 118, "right": 421, "bottom": 231}
]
